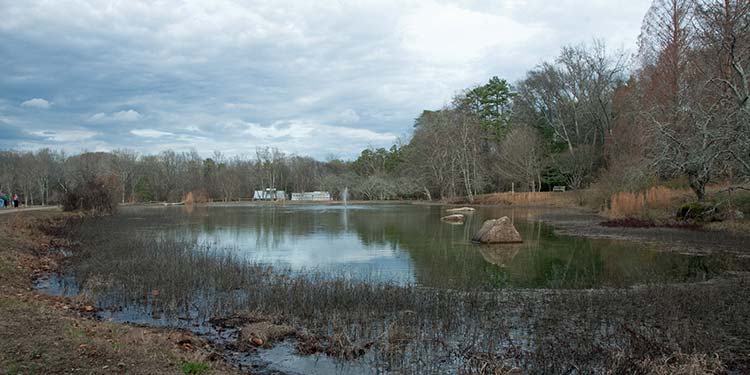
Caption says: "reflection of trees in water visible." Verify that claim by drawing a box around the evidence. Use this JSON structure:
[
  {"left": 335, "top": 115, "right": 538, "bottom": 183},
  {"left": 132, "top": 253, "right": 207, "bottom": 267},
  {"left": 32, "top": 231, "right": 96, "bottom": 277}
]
[
  {"left": 342, "top": 206, "right": 504, "bottom": 288},
  {"left": 151, "top": 206, "right": 354, "bottom": 251},
  {"left": 505, "top": 221, "right": 721, "bottom": 288},
  {"left": 342, "top": 206, "right": 724, "bottom": 289},
  {"left": 118, "top": 205, "right": 726, "bottom": 289}
]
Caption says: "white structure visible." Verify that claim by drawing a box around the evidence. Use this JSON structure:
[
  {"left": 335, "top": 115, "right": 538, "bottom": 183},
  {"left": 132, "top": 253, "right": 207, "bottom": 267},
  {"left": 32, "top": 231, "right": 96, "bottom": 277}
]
[
  {"left": 253, "top": 189, "right": 287, "bottom": 201},
  {"left": 291, "top": 191, "right": 332, "bottom": 201}
]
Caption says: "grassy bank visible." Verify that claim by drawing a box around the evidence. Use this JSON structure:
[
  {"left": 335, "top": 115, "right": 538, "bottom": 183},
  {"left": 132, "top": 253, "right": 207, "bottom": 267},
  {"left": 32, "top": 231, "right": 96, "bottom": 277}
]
[
  {"left": 0, "top": 212, "right": 240, "bottom": 375},
  {"left": 37, "top": 212, "right": 750, "bottom": 373}
]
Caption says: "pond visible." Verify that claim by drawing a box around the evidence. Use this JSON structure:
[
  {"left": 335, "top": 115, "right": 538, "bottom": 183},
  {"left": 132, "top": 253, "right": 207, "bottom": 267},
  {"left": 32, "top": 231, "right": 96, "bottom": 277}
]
[
  {"left": 36, "top": 203, "right": 743, "bottom": 374},
  {"left": 90, "top": 203, "right": 720, "bottom": 289}
]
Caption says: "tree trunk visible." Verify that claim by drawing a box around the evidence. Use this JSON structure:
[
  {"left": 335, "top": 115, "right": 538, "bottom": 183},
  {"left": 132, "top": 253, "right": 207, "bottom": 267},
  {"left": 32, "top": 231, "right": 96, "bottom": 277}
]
[{"left": 688, "top": 171, "right": 708, "bottom": 201}]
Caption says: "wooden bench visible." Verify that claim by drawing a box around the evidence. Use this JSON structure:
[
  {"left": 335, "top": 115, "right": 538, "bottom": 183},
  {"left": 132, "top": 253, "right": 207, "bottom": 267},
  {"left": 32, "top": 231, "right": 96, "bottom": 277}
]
[{"left": 552, "top": 186, "right": 566, "bottom": 192}]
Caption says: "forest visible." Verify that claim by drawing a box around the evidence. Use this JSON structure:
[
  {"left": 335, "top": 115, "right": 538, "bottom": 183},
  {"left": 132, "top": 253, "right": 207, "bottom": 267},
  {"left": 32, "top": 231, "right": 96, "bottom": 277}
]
[{"left": 1, "top": 0, "right": 748, "bottom": 208}]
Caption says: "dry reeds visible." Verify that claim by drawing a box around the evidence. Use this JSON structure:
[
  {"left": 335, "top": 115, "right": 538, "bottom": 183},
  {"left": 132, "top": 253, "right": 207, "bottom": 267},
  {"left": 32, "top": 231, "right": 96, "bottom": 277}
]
[
  {"left": 182, "top": 190, "right": 209, "bottom": 205},
  {"left": 607, "top": 186, "right": 691, "bottom": 218},
  {"left": 472, "top": 192, "right": 578, "bottom": 207}
]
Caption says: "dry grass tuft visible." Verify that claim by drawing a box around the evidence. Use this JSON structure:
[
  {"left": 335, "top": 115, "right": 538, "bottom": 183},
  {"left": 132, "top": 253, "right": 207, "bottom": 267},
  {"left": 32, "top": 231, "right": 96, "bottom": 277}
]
[{"left": 628, "top": 353, "right": 725, "bottom": 375}]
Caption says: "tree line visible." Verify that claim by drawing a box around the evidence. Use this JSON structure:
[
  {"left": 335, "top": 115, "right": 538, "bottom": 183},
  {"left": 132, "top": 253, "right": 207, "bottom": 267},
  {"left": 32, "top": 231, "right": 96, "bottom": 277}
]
[
  {"left": 394, "top": 0, "right": 750, "bottom": 202},
  {"left": 1, "top": 0, "right": 748, "bottom": 205}
]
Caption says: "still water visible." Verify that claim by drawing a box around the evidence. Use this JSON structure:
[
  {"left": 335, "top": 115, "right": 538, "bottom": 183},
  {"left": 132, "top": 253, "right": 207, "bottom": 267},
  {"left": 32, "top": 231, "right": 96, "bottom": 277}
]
[{"left": 114, "top": 203, "right": 718, "bottom": 289}]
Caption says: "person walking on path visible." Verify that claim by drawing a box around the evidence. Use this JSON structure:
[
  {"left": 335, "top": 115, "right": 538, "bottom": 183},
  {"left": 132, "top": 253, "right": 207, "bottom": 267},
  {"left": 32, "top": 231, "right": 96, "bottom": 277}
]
[
  {"left": 13, "top": 194, "right": 19, "bottom": 208},
  {"left": 0, "top": 191, "right": 4, "bottom": 208},
  {"left": 1, "top": 192, "right": 8, "bottom": 208}
]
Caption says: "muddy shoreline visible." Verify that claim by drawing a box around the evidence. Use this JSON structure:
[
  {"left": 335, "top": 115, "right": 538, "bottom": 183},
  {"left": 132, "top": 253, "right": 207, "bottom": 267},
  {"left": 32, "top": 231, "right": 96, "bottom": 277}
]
[{"left": 530, "top": 207, "right": 750, "bottom": 255}]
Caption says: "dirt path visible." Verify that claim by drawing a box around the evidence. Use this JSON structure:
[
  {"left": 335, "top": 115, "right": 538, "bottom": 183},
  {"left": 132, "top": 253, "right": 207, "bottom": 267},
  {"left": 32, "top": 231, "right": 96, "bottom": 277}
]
[
  {"left": 0, "top": 206, "right": 60, "bottom": 215},
  {"left": 536, "top": 208, "right": 750, "bottom": 255}
]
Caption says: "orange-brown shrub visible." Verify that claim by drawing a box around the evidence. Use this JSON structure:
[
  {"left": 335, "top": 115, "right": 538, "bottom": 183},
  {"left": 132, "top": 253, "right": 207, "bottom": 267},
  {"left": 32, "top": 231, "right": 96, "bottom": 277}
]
[
  {"left": 183, "top": 191, "right": 195, "bottom": 205},
  {"left": 182, "top": 190, "right": 209, "bottom": 205}
]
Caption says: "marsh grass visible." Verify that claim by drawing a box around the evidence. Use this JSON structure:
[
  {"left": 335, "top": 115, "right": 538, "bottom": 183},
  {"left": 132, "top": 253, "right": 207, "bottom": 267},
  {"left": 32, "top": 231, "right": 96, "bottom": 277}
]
[
  {"left": 470, "top": 192, "right": 578, "bottom": 207},
  {"left": 606, "top": 186, "right": 692, "bottom": 219},
  {"left": 48, "top": 215, "right": 750, "bottom": 373}
]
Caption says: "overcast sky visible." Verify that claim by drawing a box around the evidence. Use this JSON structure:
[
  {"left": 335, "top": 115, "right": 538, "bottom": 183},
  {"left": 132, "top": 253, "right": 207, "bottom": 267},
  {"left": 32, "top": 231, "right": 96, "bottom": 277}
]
[{"left": 0, "top": 0, "right": 651, "bottom": 159}]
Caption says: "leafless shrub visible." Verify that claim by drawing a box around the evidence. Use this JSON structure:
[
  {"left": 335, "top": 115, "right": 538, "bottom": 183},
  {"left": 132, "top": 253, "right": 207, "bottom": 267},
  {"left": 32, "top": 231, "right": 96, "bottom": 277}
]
[{"left": 62, "top": 178, "right": 117, "bottom": 214}]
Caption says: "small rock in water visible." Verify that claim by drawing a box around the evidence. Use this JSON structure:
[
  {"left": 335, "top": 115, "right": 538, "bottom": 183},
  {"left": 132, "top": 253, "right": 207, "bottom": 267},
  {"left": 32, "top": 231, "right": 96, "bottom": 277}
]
[
  {"left": 472, "top": 216, "right": 523, "bottom": 244},
  {"left": 441, "top": 214, "right": 465, "bottom": 223},
  {"left": 446, "top": 206, "right": 475, "bottom": 213}
]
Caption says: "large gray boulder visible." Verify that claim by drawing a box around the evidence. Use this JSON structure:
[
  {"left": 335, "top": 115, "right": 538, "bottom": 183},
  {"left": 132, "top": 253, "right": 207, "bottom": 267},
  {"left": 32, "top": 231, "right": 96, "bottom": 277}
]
[{"left": 472, "top": 217, "right": 523, "bottom": 244}]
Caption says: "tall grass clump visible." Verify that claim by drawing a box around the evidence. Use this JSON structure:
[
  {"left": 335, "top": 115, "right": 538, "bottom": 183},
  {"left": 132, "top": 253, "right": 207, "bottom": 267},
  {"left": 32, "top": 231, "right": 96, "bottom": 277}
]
[{"left": 607, "top": 186, "right": 691, "bottom": 218}]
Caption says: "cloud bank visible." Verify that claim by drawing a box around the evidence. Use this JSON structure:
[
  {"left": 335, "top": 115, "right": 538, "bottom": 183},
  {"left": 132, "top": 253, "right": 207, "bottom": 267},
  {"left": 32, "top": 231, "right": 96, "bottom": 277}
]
[{"left": 0, "top": 0, "right": 651, "bottom": 159}]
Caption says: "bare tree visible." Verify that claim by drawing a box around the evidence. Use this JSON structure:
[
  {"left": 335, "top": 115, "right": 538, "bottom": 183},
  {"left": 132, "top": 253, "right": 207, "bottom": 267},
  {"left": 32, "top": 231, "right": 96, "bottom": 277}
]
[
  {"left": 111, "top": 149, "right": 138, "bottom": 204},
  {"left": 694, "top": 0, "right": 750, "bottom": 180},
  {"left": 495, "top": 125, "right": 545, "bottom": 191},
  {"left": 515, "top": 40, "right": 627, "bottom": 189},
  {"left": 639, "top": 0, "right": 745, "bottom": 200}
]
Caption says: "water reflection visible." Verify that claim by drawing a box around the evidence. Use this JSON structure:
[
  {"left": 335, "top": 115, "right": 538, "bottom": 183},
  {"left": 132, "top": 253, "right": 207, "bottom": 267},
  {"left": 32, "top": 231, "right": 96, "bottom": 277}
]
[{"left": 110, "top": 204, "right": 729, "bottom": 289}]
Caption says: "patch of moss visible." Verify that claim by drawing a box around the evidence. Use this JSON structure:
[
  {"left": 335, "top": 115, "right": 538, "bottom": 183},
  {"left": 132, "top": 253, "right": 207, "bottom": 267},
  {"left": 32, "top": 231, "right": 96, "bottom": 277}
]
[{"left": 181, "top": 362, "right": 209, "bottom": 374}]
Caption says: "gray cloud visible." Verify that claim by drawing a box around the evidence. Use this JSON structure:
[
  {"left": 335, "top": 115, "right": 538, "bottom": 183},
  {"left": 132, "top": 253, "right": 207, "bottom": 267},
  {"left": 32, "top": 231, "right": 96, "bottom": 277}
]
[{"left": 0, "top": 0, "right": 651, "bottom": 158}]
